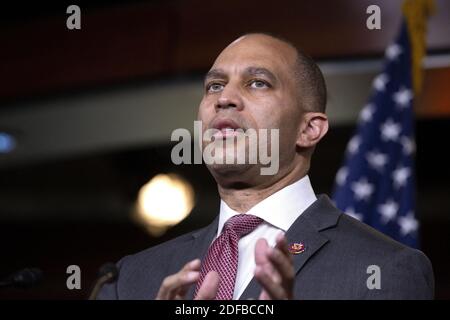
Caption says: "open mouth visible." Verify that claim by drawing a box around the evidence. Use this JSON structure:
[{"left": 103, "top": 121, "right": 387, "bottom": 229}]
[{"left": 210, "top": 119, "right": 243, "bottom": 138}]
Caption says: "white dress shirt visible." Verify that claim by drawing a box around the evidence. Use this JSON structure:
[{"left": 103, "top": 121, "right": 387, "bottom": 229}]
[{"left": 216, "top": 175, "right": 317, "bottom": 299}]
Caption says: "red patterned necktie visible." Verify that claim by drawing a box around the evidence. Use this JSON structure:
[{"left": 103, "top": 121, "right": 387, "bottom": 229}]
[{"left": 194, "top": 214, "right": 264, "bottom": 300}]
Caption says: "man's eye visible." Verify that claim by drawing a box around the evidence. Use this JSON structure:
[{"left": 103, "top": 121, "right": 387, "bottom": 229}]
[
  {"left": 250, "top": 80, "right": 269, "bottom": 89},
  {"left": 207, "top": 83, "right": 224, "bottom": 93}
]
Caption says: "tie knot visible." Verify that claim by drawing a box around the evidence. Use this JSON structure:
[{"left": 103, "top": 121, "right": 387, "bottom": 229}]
[{"left": 223, "top": 214, "right": 263, "bottom": 238}]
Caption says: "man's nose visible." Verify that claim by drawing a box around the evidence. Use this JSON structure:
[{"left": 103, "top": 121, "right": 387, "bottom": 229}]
[{"left": 215, "top": 85, "right": 244, "bottom": 112}]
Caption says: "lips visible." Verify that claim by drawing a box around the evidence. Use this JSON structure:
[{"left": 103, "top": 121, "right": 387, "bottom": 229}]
[{"left": 210, "top": 118, "right": 243, "bottom": 138}]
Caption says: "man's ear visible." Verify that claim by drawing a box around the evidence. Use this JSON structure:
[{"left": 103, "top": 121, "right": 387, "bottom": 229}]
[{"left": 296, "top": 112, "right": 329, "bottom": 148}]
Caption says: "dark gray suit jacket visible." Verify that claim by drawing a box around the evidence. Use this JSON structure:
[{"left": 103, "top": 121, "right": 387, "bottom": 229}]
[{"left": 98, "top": 195, "right": 434, "bottom": 299}]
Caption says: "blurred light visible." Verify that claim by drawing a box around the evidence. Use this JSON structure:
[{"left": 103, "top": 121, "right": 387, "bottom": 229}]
[
  {"left": 134, "top": 173, "right": 195, "bottom": 236},
  {"left": 0, "top": 132, "right": 16, "bottom": 153}
]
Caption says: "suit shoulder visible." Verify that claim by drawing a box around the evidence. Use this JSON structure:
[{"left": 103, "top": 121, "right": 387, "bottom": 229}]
[
  {"left": 333, "top": 213, "right": 410, "bottom": 253},
  {"left": 322, "top": 213, "right": 434, "bottom": 298},
  {"left": 109, "top": 224, "right": 213, "bottom": 299},
  {"left": 122, "top": 224, "right": 209, "bottom": 266}
]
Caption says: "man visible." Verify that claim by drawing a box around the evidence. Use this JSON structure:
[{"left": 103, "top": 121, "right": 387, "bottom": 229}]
[{"left": 98, "top": 33, "right": 434, "bottom": 300}]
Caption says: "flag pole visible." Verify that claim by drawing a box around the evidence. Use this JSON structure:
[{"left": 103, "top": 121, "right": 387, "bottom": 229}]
[{"left": 402, "top": 0, "right": 435, "bottom": 95}]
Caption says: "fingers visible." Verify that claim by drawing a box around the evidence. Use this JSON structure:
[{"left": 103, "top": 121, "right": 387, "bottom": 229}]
[
  {"left": 255, "top": 264, "right": 286, "bottom": 299},
  {"left": 156, "top": 259, "right": 201, "bottom": 300},
  {"left": 270, "top": 235, "right": 294, "bottom": 291},
  {"left": 194, "top": 271, "right": 219, "bottom": 300},
  {"left": 275, "top": 232, "right": 291, "bottom": 256},
  {"left": 255, "top": 238, "right": 281, "bottom": 284},
  {"left": 255, "top": 238, "right": 279, "bottom": 298},
  {"left": 255, "top": 238, "right": 270, "bottom": 266},
  {"left": 254, "top": 233, "right": 295, "bottom": 300}
]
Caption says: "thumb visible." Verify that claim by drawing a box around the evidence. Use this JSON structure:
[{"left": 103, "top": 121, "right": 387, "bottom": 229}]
[
  {"left": 194, "top": 271, "right": 219, "bottom": 300},
  {"left": 255, "top": 238, "right": 269, "bottom": 266}
]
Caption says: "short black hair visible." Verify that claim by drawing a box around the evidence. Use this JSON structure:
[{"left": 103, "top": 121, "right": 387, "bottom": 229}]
[
  {"left": 293, "top": 49, "right": 327, "bottom": 113},
  {"left": 241, "top": 32, "right": 327, "bottom": 113}
]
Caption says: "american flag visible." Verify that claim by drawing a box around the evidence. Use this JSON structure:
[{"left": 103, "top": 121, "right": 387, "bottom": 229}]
[{"left": 332, "top": 21, "right": 419, "bottom": 248}]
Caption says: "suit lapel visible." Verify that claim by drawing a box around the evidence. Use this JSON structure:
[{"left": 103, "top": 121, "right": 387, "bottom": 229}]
[
  {"left": 185, "top": 216, "right": 219, "bottom": 299},
  {"left": 239, "top": 195, "right": 341, "bottom": 300}
]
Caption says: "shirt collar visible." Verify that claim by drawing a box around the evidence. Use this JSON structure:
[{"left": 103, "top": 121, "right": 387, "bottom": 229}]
[{"left": 217, "top": 175, "right": 317, "bottom": 236}]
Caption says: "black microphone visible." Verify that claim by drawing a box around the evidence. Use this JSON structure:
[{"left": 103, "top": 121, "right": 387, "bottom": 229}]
[
  {"left": 88, "top": 262, "right": 118, "bottom": 300},
  {"left": 0, "top": 268, "right": 43, "bottom": 289}
]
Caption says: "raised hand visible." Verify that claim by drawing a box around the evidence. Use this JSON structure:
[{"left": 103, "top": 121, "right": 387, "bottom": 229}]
[{"left": 254, "top": 233, "right": 295, "bottom": 300}]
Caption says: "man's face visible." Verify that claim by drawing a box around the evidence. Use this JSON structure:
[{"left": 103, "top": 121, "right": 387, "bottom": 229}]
[{"left": 197, "top": 35, "right": 303, "bottom": 181}]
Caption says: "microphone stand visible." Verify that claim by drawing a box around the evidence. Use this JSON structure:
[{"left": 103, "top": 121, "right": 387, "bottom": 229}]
[{"left": 88, "top": 263, "right": 118, "bottom": 300}]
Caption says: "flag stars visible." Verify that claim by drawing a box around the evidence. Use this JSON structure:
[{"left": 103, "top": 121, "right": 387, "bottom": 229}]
[
  {"left": 385, "top": 43, "right": 403, "bottom": 60},
  {"left": 347, "top": 136, "right": 361, "bottom": 154},
  {"left": 400, "top": 136, "right": 416, "bottom": 155},
  {"left": 373, "top": 73, "right": 389, "bottom": 91},
  {"left": 332, "top": 31, "right": 418, "bottom": 246},
  {"left": 351, "top": 178, "right": 374, "bottom": 201},
  {"left": 366, "top": 150, "right": 388, "bottom": 172},
  {"left": 360, "top": 103, "right": 375, "bottom": 123},
  {"left": 336, "top": 167, "right": 349, "bottom": 186},
  {"left": 398, "top": 212, "right": 418, "bottom": 236},
  {"left": 378, "top": 199, "right": 399, "bottom": 223},
  {"left": 392, "top": 166, "right": 411, "bottom": 189},
  {"left": 380, "top": 118, "right": 401, "bottom": 142},
  {"left": 393, "top": 87, "right": 413, "bottom": 108}
]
